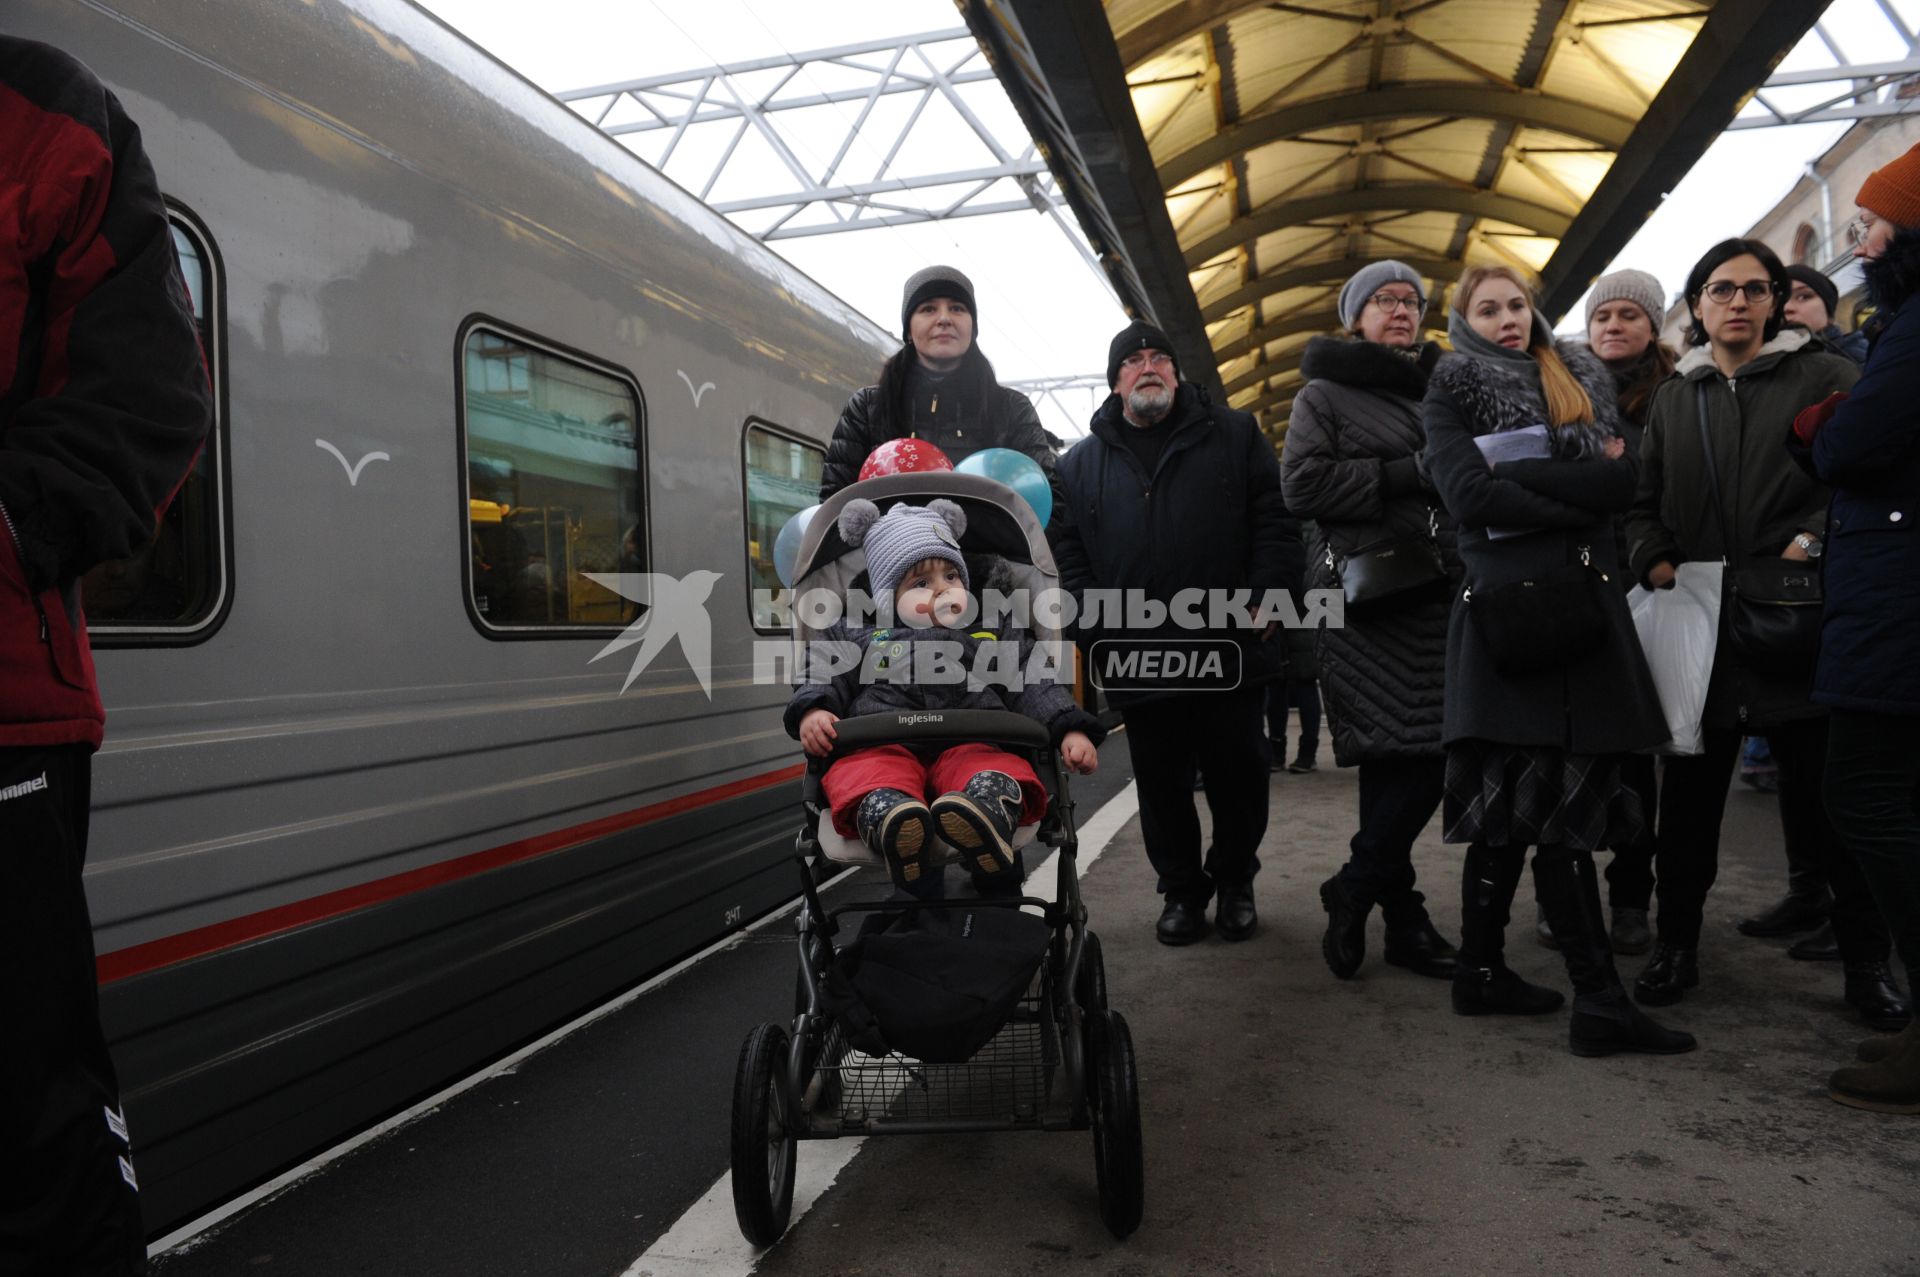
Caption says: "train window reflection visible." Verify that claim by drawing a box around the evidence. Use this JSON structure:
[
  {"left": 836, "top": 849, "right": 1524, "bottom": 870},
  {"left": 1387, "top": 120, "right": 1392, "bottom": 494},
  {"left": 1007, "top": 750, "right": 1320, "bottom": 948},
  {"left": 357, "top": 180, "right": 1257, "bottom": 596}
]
[
  {"left": 82, "top": 212, "right": 226, "bottom": 634},
  {"left": 461, "top": 324, "right": 644, "bottom": 632},
  {"left": 743, "top": 421, "right": 823, "bottom": 631}
]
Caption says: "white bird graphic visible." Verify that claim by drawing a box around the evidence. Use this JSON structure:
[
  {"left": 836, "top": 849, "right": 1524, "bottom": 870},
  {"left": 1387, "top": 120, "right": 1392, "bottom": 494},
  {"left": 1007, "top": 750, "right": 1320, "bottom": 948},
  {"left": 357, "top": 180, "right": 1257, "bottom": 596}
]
[
  {"left": 676, "top": 370, "right": 716, "bottom": 406},
  {"left": 584, "top": 570, "right": 724, "bottom": 698},
  {"left": 315, "top": 439, "right": 391, "bottom": 486}
]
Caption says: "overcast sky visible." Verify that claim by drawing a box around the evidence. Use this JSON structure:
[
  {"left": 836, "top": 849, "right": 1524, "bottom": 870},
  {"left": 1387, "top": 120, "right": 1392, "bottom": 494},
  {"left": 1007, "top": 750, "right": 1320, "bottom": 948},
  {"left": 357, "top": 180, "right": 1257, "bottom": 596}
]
[{"left": 418, "top": 0, "right": 1919, "bottom": 436}]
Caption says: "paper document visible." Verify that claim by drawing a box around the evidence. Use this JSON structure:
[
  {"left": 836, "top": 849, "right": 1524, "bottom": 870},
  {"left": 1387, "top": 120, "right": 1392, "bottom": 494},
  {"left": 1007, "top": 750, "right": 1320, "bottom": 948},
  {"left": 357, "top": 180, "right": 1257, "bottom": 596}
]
[{"left": 1474, "top": 424, "right": 1552, "bottom": 540}]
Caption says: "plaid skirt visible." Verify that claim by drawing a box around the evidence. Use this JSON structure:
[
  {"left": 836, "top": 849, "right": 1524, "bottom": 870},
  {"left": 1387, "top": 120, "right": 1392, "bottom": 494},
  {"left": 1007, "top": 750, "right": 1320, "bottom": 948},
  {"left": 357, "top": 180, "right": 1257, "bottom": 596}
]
[{"left": 1442, "top": 742, "right": 1644, "bottom": 851}]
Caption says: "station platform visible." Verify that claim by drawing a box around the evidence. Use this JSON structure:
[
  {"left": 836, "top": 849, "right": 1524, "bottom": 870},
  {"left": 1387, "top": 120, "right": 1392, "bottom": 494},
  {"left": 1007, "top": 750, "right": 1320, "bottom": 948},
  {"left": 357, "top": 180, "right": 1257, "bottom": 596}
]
[{"left": 150, "top": 733, "right": 1918, "bottom": 1277}]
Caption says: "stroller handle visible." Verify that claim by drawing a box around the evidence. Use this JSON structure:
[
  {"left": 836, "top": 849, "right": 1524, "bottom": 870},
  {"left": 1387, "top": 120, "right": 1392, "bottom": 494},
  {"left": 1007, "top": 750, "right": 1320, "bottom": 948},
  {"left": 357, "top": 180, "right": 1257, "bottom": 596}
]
[{"left": 822, "top": 709, "right": 1051, "bottom": 759}]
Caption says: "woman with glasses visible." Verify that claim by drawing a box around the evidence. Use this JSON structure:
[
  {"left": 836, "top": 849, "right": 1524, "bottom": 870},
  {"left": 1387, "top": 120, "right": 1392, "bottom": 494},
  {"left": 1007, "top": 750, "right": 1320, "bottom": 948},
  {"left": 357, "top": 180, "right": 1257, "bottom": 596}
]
[
  {"left": 820, "top": 264, "right": 1061, "bottom": 510},
  {"left": 1625, "top": 238, "right": 1908, "bottom": 1032},
  {"left": 1788, "top": 143, "right": 1920, "bottom": 1110},
  {"left": 1280, "top": 261, "right": 1462, "bottom": 982},
  {"left": 1422, "top": 264, "right": 1691, "bottom": 1058}
]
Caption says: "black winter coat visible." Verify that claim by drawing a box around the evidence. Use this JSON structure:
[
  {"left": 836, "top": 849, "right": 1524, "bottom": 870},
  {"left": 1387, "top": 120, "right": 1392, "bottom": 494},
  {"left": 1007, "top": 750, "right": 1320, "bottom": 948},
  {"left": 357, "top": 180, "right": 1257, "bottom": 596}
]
[
  {"left": 1280, "top": 338, "right": 1460, "bottom": 764},
  {"left": 1790, "top": 229, "right": 1920, "bottom": 717},
  {"left": 1628, "top": 331, "right": 1857, "bottom": 730},
  {"left": 1052, "top": 385, "right": 1302, "bottom": 706},
  {"left": 820, "top": 365, "right": 1061, "bottom": 506},
  {"left": 1422, "top": 343, "right": 1667, "bottom": 755}
]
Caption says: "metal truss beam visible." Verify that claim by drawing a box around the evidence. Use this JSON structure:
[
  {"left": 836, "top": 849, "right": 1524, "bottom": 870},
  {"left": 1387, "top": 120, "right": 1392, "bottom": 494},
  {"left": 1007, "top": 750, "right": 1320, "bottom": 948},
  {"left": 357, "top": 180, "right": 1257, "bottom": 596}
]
[
  {"left": 1200, "top": 254, "right": 1455, "bottom": 323},
  {"left": 555, "top": 28, "right": 1071, "bottom": 240},
  {"left": 1184, "top": 187, "right": 1573, "bottom": 269},
  {"left": 1728, "top": 37, "right": 1920, "bottom": 130}
]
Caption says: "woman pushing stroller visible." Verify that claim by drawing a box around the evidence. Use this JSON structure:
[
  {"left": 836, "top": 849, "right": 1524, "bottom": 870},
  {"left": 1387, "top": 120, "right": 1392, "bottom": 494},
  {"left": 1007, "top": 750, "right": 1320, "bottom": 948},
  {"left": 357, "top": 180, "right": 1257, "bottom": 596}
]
[{"left": 785, "top": 496, "right": 1101, "bottom": 898}]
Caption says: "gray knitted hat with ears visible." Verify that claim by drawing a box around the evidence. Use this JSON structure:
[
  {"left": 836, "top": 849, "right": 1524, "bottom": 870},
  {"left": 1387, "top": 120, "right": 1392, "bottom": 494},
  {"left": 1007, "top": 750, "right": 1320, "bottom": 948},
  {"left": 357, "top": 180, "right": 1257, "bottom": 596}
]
[
  {"left": 1584, "top": 269, "right": 1667, "bottom": 327},
  {"left": 838, "top": 498, "right": 970, "bottom": 596},
  {"left": 1338, "top": 260, "right": 1428, "bottom": 330}
]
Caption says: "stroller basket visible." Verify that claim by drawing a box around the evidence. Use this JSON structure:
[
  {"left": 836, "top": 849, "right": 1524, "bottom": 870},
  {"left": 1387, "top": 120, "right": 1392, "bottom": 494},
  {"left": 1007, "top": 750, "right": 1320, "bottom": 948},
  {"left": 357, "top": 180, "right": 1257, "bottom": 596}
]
[{"left": 810, "top": 983, "right": 1061, "bottom": 1132}]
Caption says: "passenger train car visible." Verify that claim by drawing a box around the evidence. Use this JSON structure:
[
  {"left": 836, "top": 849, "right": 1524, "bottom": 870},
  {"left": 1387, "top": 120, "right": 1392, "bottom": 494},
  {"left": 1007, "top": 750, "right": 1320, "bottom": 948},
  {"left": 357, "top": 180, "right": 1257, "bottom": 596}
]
[{"left": 12, "top": 0, "right": 893, "bottom": 1233}]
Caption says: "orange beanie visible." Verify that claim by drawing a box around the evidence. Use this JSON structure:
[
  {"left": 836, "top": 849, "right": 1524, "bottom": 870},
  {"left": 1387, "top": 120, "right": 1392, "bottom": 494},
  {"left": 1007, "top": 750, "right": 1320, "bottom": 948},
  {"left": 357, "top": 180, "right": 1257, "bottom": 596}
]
[{"left": 1857, "top": 141, "right": 1920, "bottom": 228}]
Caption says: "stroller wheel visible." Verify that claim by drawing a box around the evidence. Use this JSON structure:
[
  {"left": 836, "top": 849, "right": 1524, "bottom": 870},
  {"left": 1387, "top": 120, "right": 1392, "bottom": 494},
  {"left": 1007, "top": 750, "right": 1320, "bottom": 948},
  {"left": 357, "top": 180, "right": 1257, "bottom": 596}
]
[
  {"left": 1087, "top": 1010, "right": 1144, "bottom": 1239},
  {"left": 730, "top": 1023, "right": 797, "bottom": 1246},
  {"left": 1076, "top": 930, "right": 1109, "bottom": 1015}
]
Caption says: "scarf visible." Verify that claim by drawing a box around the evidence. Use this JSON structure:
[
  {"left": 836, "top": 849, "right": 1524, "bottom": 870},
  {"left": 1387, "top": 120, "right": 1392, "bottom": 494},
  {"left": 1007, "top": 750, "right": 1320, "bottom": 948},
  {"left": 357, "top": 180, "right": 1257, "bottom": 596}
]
[{"left": 1443, "top": 308, "right": 1614, "bottom": 460}]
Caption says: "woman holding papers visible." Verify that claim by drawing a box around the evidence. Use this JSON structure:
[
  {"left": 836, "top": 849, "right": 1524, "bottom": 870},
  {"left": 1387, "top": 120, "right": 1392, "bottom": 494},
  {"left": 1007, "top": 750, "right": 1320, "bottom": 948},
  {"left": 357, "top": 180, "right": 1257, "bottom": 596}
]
[
  {"left": 1423, "top": 264, "right": 1692, "bottom": 1058},
  {"left": 1625, "top": 239, "right": 1905, "bottom": 1032}
]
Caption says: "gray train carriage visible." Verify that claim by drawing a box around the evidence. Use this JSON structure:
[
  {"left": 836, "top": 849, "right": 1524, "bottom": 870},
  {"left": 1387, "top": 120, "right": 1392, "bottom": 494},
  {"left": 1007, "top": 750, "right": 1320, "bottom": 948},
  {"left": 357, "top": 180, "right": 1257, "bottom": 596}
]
[{"left": 10, "top": 0, "right": 892, "bottom": 1234}]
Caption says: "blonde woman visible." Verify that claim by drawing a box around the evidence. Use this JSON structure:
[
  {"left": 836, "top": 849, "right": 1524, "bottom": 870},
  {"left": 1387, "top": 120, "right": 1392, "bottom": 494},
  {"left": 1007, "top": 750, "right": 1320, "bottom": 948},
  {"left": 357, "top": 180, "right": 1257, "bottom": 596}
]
[{"left": 1421, "top": 265, "right": 1691, "bottom": 1058}]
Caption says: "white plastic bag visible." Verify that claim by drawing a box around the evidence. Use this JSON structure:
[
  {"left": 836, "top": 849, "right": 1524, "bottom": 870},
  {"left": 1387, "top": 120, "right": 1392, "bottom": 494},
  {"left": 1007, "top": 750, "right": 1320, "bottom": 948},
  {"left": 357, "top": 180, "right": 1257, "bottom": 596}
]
[{"left": 1627, "top": 561, "right": 1722, "bottom": 756}]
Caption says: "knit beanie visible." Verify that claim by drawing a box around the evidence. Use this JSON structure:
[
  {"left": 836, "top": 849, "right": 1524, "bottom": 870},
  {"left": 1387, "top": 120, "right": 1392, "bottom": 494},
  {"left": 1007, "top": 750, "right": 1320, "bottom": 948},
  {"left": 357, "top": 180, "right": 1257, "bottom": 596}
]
[
  {"left": 1785, "top": 265, "right": 1840, "bottom": 319},
  {"left": 838, "top": 498, "right": 969, "bottom": 596},
  {"left": 1106, "top": 319, "right": 1178, "bottom": 388},
  {"left": 1337, "top": 260, "right": 1427, "bottom": 330},
  {"left": 1857, "top": 141, "right": 1920, "bottom": 230},
  {"left": 1584, "top": 268, "right": 1666, "bottom": 327},
  {"left": 900, "top": 265, "right": 977, "bottom": 339}
]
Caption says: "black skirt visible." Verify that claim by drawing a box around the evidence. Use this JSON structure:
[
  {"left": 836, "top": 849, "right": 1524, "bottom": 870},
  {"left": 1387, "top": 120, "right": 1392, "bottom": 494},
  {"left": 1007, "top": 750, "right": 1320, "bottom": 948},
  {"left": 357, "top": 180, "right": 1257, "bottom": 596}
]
[{"left": 1442, "top": 741, "right": 1644, "bottom": 851}]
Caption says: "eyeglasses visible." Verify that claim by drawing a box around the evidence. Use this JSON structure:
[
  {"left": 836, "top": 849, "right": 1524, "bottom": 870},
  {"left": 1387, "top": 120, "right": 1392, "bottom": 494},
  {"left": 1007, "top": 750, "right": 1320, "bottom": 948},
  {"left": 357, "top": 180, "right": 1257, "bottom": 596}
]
[
  {"left": 1120, "top": 350, "right": 1175, "bottom": 371},
  {"left": 1700, "top": 280, "right": 1779, "bottom": 305},
  {"left": 1368, "top": 292, "right": 1426, "bottom": 315},
  {"left": 1849, "top": 212, "right": 1878, "bottom": 246}
]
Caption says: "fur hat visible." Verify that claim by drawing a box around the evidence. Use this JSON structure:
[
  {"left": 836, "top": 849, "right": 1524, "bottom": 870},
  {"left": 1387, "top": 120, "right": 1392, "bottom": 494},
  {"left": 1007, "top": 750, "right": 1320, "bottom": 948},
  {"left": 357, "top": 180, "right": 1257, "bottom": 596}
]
[
  {"left": 838, "top": 498, "right": 969, "bottom": 596},
  {"left": 1106, "top": 320, "right": 1178, "bottom": 388},
  {"left": 900, "top": 266, "right": 977, "bottom": 339},
  {"left": 1584, "top": 269, "right": 1666, "bottom": 327}
]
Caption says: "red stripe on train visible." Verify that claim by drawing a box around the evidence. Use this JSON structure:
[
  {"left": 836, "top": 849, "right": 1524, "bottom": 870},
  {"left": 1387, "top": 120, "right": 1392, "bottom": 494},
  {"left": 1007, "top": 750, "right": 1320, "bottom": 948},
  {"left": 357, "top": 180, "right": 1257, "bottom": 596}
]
[{"left": 96, "top": 763, "right": 807, "bottom": 985}]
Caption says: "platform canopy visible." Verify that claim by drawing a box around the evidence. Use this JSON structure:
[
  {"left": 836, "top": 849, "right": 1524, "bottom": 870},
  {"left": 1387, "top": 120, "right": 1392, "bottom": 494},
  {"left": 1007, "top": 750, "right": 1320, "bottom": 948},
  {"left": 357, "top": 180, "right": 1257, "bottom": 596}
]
[{"left": 961, "top": 0, "right": 1826, "bottom": 437}]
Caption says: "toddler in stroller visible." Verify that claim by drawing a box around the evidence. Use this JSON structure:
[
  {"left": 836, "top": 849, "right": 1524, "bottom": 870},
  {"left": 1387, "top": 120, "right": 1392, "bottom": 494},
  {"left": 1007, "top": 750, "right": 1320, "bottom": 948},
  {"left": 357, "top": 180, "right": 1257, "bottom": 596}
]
[{"left": 786, "top": 495, "right": 1101, "bottom": 897}]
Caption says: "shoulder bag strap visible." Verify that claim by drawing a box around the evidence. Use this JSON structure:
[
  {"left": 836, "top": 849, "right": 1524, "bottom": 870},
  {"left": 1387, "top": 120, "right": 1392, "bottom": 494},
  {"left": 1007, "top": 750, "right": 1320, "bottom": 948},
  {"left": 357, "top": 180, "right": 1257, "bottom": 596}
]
[{"left": 1695, "top": 380, "right": 1733, "bottom": 567}]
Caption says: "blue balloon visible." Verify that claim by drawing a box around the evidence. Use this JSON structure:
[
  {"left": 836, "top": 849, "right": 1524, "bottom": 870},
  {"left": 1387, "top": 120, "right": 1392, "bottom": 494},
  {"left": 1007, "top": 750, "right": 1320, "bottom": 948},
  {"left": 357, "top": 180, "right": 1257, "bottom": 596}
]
[
  {"left": 772, "top": 503, "right": 820, "bottom": 588},
  {"left": 955, "top": 448, "right": 1052, "bottom": 526}
]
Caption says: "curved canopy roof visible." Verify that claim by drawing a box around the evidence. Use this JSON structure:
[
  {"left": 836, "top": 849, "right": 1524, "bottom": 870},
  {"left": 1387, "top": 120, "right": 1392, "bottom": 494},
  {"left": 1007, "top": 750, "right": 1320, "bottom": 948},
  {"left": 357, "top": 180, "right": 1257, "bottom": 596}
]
[{"left": 964, "top": 0, "right": 1824, "bottom": 441}]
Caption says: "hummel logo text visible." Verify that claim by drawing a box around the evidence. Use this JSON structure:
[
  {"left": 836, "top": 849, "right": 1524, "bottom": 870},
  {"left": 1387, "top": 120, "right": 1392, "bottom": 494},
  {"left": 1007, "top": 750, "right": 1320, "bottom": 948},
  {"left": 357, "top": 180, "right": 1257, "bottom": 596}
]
[{"left": 0, "top": 772, "right": 47, "bottom": 803}]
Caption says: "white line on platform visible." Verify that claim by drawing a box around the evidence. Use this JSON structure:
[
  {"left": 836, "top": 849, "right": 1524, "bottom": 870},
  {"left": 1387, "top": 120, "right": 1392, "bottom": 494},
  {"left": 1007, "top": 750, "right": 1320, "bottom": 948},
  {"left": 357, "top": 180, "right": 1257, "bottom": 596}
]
[
  {"left": 619, "top": 781, "right": 1141, "bottom": 1277},
  {"left": 146, "top": 865, "right": 859, "bottom": 1262}
]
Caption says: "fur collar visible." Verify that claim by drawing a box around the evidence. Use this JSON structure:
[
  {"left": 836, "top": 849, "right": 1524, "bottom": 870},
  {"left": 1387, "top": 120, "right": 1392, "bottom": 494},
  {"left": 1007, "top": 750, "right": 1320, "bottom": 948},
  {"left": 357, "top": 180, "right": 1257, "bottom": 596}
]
[
  {"left": 1430, "top": 338, "right": 1619, "bottom": 459},
  {"left": 1674, "top": 326, "right": 1810, "bottom": 377},
  {"left": 1299, "top": 337, "right": 1438, "bottom": 400},
  {"left": 1865, "top": 227, "right": 1920, "bottom": 314}
]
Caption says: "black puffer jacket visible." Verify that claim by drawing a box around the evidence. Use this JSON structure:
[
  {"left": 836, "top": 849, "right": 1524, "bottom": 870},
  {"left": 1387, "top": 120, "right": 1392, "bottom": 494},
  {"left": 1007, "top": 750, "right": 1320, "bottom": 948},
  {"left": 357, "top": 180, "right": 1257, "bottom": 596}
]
[
  {"left": 1628, "top": 329, "right": 1857, "bottom": 729},
  {"left": 1280, "top": 338, "right": 1460, "bottom": 764},
  {"left": 1052, "top": 384, "right": 1301, "bottom": 706},
  {"left": 819, "top": 363, "right": 1060, "bottom": 505}
]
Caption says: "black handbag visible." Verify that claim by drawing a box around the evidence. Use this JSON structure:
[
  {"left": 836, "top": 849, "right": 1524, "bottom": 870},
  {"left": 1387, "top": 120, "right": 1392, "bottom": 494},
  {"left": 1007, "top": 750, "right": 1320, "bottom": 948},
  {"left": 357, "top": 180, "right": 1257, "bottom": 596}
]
[
  {"left": 1327, "top": 508, "right": 1450, "bottom": 619},
  {"left": 1695, "top": 384, "right": 1823, "bottom": 674},
  {"left": 1463, "top": 543, "right": 1614, "bottom": 675}
]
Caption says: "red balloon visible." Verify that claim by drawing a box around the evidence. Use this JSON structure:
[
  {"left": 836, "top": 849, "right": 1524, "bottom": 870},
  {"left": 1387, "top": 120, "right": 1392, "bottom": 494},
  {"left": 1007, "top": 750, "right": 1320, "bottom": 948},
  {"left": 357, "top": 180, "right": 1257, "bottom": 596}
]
[{"left": 859, "top": 438, "right": 954, "bottom": 481}]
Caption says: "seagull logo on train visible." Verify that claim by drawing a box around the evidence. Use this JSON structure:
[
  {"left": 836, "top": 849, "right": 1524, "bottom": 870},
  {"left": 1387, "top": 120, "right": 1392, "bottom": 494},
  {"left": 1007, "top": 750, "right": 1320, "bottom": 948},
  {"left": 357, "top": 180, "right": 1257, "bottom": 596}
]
[{"left": 584, "top": 570, "right": 723, "bottom": 698}]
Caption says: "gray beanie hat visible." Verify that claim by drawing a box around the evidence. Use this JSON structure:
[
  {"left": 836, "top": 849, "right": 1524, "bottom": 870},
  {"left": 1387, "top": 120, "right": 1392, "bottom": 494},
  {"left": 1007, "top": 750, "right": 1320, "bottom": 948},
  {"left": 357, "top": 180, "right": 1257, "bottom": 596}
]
[
  {"left": 1584, "top": 269, "right": 1666, "bottom": 327},
  {"left": 838, "top": 498, "right": 969, "bottom": 597},
  {"left": 1337, "top": 260, "right": 1427, "bottom": 330},
  {"left": 901, "top": 265, "right": 977, "bottom": 339}
]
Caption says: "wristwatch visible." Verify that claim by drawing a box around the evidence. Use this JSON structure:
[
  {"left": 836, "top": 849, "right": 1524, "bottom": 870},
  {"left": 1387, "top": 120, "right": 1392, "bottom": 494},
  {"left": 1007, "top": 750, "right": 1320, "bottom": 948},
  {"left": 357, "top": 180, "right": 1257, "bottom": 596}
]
[{"left": 1793, "top": 532, "right": 1824, "bottom": 559}]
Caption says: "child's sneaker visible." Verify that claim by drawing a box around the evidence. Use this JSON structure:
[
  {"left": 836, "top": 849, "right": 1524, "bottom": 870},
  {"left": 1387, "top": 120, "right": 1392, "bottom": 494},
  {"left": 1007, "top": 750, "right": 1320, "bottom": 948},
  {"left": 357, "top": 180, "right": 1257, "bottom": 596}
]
[
  {"left": 855, "top": 788, "right": 934, "bottom": 891},
  {"left": 930, "top": 771, "right": 1024, "bottom": 879}
]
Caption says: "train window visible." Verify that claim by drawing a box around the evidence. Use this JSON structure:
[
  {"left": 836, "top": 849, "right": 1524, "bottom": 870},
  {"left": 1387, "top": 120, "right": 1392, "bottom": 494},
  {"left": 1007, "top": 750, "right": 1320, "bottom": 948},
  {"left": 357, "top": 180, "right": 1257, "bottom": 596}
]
[
  {"left": 82, "top": 211, "right": 227, "bottom": 635},
  {"left": 743, "top": 421, "right": 823, "bottom": 631},
  {"left": 460, "top": 323, "right": 644, "bottom": 632}
]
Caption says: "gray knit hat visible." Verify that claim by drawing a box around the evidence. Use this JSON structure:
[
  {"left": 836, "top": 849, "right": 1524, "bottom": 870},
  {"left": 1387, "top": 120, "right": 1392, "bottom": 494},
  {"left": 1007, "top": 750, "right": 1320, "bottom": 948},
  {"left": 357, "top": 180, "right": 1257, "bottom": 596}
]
[
  {"left": 839, "top": 498, "right": 969, "bottom": 596},
  {"left": 900, "top": 265, "right": 977, "bottom": 339},
  {"left": 1337, "top": 260, "right": 1427, "bottom": 330},
  {"left": 1584, "top": 269, "right": 1666, "bottom": 327}
]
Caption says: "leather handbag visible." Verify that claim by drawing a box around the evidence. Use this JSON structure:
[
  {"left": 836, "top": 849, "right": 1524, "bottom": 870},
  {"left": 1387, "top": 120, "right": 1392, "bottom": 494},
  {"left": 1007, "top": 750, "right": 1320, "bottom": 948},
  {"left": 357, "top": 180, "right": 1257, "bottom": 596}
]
[
  {"left": 1463, "top": 543, "right": 1614, "bottom": 675},
  {"left": 1327, "top": 508, "right": 1450, "bottom": 619},
  {"left": 1695, "top": 384, "right": 1823, "bottom": 674}
]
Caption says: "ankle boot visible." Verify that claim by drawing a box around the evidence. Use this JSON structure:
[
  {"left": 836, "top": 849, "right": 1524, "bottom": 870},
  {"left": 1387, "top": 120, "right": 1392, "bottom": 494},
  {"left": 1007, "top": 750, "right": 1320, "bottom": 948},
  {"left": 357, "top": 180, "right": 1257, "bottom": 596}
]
[
  {"left": 1380, "top": 890, "right": 1458, "bottom": 979},
  {"left": 1451, "top": 963, "right": 1565, "bottom": 1015},
  {"left": 1534, "top": 847, "right": 1696, "bottom": 1057},
  {"left": 1319, "top": 874, "right": 1373, "bottom": 979},
  {"left": 855, "top": 788, "right": 934, "bottom": 892},
  {"left": 1609, "top": 907, "right": 1652, "bottom": 956},
  {"left": 1844, "top": 963, "right": 1913, "bottom": 1032},
  {"left": 1830, "top": 1023, "right": 1920, "bottom": 1114},
  {"left": 1287, "top": 739, "right": 1318, "bottom": 774},
  {"left": 1633, "top": 943, "right": 1699, "bottom": 1006},
  {"left": 931, "top": 771, "right": 1023, "bottom": 881}
]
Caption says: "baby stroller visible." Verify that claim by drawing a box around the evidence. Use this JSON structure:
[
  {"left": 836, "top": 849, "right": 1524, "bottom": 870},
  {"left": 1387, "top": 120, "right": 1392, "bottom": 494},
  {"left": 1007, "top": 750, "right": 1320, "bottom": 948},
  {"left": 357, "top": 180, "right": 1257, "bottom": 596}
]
[{"left": 729, "top": 470, "right": 1144, "bottom": 1244}]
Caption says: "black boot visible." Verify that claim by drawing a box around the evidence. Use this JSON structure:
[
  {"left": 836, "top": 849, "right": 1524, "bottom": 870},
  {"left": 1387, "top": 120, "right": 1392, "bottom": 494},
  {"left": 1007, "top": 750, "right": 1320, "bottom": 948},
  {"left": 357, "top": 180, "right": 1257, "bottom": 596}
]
[
  {"left": 1451, "top": 843, "right": 1563, "bottom": 1016},
  {"left": 1633, "top": 943, "right": 1699, "bottom": 1006},
  {"left": 1535, "top": 846, "right": 1696, "bottom": 1057},
  {"left": 1380, "top": 890, "right": 1458, "bottom": 979},
  {"left": 1845, "top": 963, "right": 1914, "bottom": 1032},
  {"left": 1788, "top": 922, "right": 1842, "bottom": 961},
  {"left": 1609, "top": 907, "right": 1652, "bottom": 956},
  {"left": 1319, "top": 874, "right": 1372, "bottom": 979},
  {"left": 1287, "top": 739, "right": 1318, "bottom": 774},
  {"left": 1737, "top": 889, "right": 1831, "bottom": 937}
]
